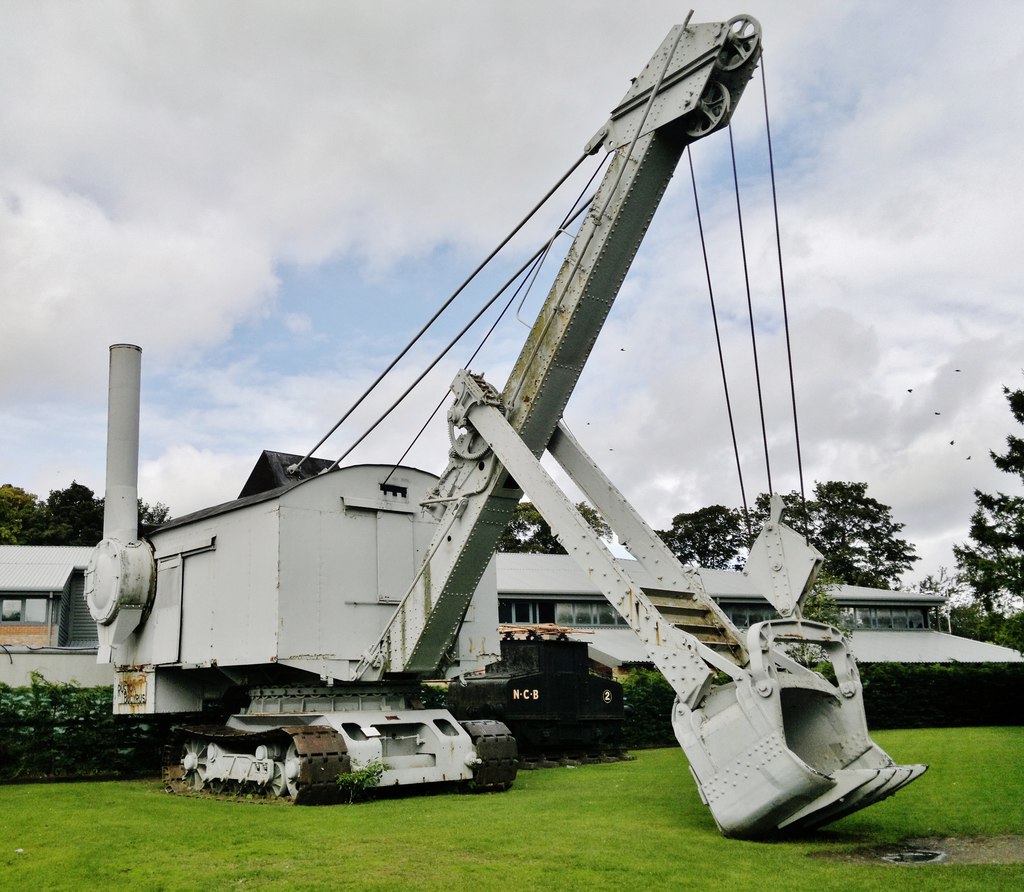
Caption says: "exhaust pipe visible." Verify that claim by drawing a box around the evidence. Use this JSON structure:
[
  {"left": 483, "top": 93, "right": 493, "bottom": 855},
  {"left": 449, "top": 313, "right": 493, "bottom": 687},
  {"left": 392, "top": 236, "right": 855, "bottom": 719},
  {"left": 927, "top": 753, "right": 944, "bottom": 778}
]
[
  {"left": 104, "top": 344, "right": 143, "bottom": 543},
  {"left": 86, "top": 344, "right": 155, "bottom": 660}
]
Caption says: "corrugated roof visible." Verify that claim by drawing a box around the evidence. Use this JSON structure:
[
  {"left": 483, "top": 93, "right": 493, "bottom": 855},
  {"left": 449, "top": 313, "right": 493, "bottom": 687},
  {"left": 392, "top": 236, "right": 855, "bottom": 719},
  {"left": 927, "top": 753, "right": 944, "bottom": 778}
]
[
  {"left": 495, "top": 553, "right": 943, "bottom": 605},
  {"left": 498, "top": 553, "right": 613, "bottom": 595},
  {"left": 583, "top": 629, "right": 652, "bottom": 667},
  {"left": 849, "top": 630, "right": 1023, "bottom": 663},
  {"left": 0, "top": 545, "right": 93, "bottom": 592},
  {"left": 576, "top": 627, "right": 1023, "bottom": 667}
]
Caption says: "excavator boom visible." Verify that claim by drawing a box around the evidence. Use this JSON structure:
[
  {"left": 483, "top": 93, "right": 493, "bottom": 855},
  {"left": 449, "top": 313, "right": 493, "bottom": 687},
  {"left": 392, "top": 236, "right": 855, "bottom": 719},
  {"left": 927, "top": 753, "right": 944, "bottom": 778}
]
[
  {"left": 365, "top": 13, "right": 926, "bottom": 838},
  {"left": 368, "top": 14, "right": 762, "bottom": 679}
]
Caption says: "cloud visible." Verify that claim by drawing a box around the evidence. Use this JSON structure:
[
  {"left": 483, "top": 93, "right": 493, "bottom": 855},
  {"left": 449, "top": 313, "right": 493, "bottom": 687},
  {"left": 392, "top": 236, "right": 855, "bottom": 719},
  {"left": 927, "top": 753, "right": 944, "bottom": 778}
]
[
  {"left": 0, "top": 179, "right": 278, "bottom": 399},
  {"left": 2, "top": 1, "right": 1023, "bottom": 587}
]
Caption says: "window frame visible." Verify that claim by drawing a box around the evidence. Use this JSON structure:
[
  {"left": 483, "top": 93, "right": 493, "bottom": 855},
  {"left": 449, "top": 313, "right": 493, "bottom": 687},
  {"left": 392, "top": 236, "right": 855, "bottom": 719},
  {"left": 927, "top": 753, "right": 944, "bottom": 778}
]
[{"left": 0, "top": 596, "right": 50, "bottom": 625}]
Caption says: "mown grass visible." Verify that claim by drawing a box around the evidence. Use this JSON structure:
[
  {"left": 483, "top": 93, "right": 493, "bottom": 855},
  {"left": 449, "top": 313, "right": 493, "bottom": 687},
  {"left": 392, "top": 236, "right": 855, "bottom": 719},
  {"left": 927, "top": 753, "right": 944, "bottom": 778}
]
[{"left": 1, "top": 727, "right": 1022, "bottom": 891}]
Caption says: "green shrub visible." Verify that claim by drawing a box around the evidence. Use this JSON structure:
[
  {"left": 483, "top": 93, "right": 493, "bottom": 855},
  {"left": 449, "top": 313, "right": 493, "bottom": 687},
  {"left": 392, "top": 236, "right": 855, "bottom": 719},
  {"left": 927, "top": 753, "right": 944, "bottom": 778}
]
[
  {"left": 859, "top": 662, "right": 1024, "bottom": 728},
  {"left": 620, "top": 668, "right": 676, "bottom": 747},
  {"left": 0, "top": 673, "right": 167, "bottom": 780},
  {"left": 416, "top": 683, "right": 447, "bottom": 709},
  {"left": 617, "top": 662, "right": 1024, "bottom": 743},
  {"left": 336, "top": 759, "right": 385, "bottom": 802}
]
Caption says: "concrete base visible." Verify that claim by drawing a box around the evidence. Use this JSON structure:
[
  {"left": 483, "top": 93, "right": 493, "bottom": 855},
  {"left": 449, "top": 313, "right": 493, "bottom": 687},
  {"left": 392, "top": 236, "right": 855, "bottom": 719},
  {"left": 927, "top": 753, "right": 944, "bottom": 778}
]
[{"left": 0, "top": 648, "right": 114, "bottom": 688}]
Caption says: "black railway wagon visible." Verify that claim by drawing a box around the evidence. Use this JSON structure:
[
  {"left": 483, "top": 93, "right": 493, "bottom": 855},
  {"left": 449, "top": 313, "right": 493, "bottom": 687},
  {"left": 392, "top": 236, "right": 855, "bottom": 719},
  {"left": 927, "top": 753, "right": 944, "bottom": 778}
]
[{"left": 448, "top": 632, "right": 623, "bottom": 756}]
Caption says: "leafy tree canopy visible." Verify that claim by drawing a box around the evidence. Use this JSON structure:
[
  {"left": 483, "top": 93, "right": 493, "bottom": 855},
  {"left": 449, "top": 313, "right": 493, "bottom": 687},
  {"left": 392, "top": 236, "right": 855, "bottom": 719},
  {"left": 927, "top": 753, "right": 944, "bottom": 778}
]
[
  {"left": 39, "top": 481, "right": 105, "bottom": 546},
  {"left": 655, "top": 481, "right": 918, "bottom": 588},
  {"left": 751, "top": 481, "right": 919, "bottom": 589},
  {"left": 915, "top": 562, "right": 1024, "bottom": 657},
  {"left": 497, "top": 500, "right": 610, "bottom": 555},
  {"left": 656, "top": 504, "right": 747, "bottom": 570},
  {"left": 953, "top": 385, "right": 1024, "bottom": 612},
  {"left": 0, "top": 484, "right": 44, "bottom": 544},
  {"left": 0, "top": 481, "right": 170, "bottom": 546}
]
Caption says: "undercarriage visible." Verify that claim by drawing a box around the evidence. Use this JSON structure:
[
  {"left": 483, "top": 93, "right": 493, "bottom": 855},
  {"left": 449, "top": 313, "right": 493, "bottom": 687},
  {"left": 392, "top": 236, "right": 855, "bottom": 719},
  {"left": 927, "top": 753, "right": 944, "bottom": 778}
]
[{"left": 162, "top": 687, "right": 517, "bottom": 802}]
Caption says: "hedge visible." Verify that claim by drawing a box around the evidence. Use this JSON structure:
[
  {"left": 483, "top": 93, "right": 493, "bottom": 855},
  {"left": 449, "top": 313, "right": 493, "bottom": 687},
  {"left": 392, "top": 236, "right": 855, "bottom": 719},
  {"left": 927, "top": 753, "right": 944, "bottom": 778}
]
[
  {"left": 3, "top": 665, "right": 1021, "bottom": 780},
  {"left": 859, "top": 662, "right": 1024, "bottom": 729},
  {"left": 0, "top": 677, "right": 461, "bottom": 782},
  {"left": 618, "top": 663, "right": 1024, "bottom": 748},
  {"left": 620, "top": 669, "right": 676, "bottom": 747},
  {"left": 0, "top": 673, "right": 171, "bottom": 781}
]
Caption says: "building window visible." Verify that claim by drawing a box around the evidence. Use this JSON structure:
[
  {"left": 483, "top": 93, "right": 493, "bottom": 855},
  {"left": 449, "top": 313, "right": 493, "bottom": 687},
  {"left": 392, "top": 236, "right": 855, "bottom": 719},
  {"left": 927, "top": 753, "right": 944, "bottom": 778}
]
[
  {"left": 499, "top": 598, "right": 626, "bottom": 627},
  {"left": 1, "top": 597, "right": 48, "bottom": 624},
  {"left": 724, "top": 603, "right": 932, "bottom": 632},
  {"left": 849, "top": 606, "right": 930, "bottom": 630},
  {"left": 499, "top": 599, "right": 555, "bottom": 624},
  {"left": 555, "top": 600, "right": 626, "bottom": 626},
  {"left": 723, "top": 604, "right": 779, "bottom": 629}
]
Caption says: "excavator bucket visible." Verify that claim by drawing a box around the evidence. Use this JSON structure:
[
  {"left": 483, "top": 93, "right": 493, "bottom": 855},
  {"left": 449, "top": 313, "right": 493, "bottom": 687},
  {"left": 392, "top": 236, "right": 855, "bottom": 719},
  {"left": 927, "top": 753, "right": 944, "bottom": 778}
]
[
  {"left": 664, "top": 503, "right": 927, "bottom": 837},
  {"left": 464, "top": 409, "right": 927, "bottom": 838},
  {"left": 673, "top": 618, "right": 926, "bottom": 837}
]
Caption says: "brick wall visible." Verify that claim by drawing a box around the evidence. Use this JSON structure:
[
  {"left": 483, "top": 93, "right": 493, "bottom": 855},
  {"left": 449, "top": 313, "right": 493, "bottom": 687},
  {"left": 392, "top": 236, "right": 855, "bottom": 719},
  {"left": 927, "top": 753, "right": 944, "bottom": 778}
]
[{"left": 0, "top": 624, "right": 53, "bottom": 647}]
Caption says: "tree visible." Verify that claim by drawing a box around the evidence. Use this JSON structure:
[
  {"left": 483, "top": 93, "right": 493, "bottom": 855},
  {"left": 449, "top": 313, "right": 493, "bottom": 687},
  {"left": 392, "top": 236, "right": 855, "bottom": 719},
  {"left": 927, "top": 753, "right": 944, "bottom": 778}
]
[
  {"left": 783, "top": 570, "right": 851, "bottom": 667},
  {"left": 995, "top": 610, "right": 1024, "bottom": 656},
  {"left": 751, "top": 481, "right": 918, "bottom": 589},
  {"left": 656, "top": 505, "right": 747, "bottom": 570},
  {"left": 953, "top": 385, "right": 1024, "bottom": 612},
  {"left": 497, "top": 500, "right": 610, "bottom": 554},
  {"left": 801, "top": 572, "right": 846, "bottom": 629},
  {"left": 139, "top": 499, "right": 172, "bottom": 534},
  {"left": 918, "top": 566, "right": 1022, "bottom": 649},
  {"left": 0, "top": 484, "right": 44, "bottom": 544},
  {"left": 0, "top": 481, "right": 171, "bottom": 545},
  {"left": 39, "top": 482, "right": 105, "bottom": 545}
]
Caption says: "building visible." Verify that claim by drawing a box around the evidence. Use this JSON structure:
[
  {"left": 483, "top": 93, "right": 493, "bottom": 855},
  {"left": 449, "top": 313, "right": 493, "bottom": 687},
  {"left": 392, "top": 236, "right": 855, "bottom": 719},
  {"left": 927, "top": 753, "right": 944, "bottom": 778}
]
[
  {"left": 4, "top": 543, "right": 1021, "bottom": 690},
  {"left": 0, "top": 545, "right": 110, "bottom": 685},
  {"left": 495, "top": 553, "right": 1024, "bottom": 672}
]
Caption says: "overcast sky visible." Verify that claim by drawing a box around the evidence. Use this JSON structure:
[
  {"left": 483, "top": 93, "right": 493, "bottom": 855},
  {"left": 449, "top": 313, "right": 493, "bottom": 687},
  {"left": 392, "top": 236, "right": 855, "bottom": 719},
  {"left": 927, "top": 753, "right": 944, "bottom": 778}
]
[{"left": 2, "top": 1, "right": 1022, "bottom": 585}]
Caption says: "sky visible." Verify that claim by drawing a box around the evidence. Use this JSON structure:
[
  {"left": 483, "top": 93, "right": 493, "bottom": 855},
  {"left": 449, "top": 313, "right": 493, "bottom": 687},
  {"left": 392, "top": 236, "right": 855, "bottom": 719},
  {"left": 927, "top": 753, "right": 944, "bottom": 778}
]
[{"left": 2, "top": 0, "right": 1022, "bottom": 585}]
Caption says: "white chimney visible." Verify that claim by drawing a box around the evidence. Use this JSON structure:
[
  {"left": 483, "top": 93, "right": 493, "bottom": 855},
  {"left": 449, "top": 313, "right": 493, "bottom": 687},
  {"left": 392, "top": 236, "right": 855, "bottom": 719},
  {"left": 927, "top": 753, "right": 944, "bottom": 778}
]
[{"left": 103, "top": 344, "right": 142, "bottom": 543}]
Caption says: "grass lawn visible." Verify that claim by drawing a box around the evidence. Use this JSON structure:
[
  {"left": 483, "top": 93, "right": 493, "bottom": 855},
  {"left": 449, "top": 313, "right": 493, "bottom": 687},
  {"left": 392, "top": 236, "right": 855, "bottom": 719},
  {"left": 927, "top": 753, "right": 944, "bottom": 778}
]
[{"left": 1, "top": 727, "right": 1022, "bottom": 891}]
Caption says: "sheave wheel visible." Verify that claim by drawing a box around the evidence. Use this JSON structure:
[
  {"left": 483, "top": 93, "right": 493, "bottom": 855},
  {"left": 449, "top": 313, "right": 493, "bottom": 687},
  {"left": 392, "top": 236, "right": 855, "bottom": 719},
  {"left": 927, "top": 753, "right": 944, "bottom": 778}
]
[
  {"left": 685, "top": 81, "right": 730, "bottom": 138},
  {"left": 716, "top": 15, "right": 762, "bottom": 72}
]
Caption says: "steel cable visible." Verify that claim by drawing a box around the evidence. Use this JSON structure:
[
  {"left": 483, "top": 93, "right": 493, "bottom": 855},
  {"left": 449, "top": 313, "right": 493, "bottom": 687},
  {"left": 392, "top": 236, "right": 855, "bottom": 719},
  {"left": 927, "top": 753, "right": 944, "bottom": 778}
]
[
  {"left": 325, "top": 195, "right": 597, "bottom": 474},
  {"left": 381, "top": 155, "right": 612, "bottom": 483},
  {"left": 760, "top": 56, "right": 807, "bottom": 508},
  {"left": 687, "top": 147, "right": 750, "bottom": 531},
  {"left": 288, "top": 152, "right": 591, "bottom": 475},
  {"left": 728, "top": 123, "right": 773, "bottom": 497}
]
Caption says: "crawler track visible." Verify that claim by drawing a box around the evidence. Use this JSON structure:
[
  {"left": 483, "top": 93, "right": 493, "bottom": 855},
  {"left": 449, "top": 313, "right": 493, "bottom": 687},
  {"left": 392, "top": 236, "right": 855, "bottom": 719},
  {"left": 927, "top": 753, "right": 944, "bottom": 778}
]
[
  {"left": 462, "top": 719, "right": 518, "bottom": 791},
  {"left": 164, "top": 724, "right": 350, "bottom": 804}
]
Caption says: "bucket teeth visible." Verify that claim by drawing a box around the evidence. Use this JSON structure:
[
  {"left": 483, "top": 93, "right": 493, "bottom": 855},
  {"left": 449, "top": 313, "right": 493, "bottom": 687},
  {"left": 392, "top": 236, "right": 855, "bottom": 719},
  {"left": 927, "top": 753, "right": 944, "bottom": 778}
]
[{"left": 777, "top": 763, "right": 928, "bottom": 833}]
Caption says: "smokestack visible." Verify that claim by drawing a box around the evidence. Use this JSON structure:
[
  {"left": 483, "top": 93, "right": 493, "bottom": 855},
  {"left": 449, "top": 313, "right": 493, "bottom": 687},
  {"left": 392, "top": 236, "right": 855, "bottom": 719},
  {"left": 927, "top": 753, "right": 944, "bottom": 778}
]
[
  {"left": 104, "top": 344, "right": 142, "bottom": 543},
  {"left": 87, "top": 344, "right": 154, "bottom": 656}
]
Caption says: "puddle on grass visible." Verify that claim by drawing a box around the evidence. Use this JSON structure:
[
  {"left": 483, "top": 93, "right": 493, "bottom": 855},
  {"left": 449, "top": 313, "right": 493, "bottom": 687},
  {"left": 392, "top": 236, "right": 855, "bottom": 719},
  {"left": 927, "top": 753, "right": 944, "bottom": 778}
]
[
  {"left": 881, "top": 849, "right": 947, "bottom": 864},
  {"left": 812, "top": 836, "right": 1024, "bottom": 866}
]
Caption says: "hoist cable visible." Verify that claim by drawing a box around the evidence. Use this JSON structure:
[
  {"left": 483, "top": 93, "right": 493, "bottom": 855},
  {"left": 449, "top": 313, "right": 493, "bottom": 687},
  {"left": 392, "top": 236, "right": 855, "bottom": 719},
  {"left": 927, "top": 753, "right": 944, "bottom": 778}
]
[
  {"left": 381, "top": 250, "right": 550, "bottom": 485},
  {"left": 353, "top": 20, "right": 687, "bottom": 479},
  {"left": 325, "top": 198, "right": 595, "bottom": 474},
  {"left": 760, "top": 57, "right": 807, "bottom": 507},
  {"left": 381, "top": 154, "right": 613, "bottom": 484},
  {"left": 728, "top": 123, "right": 773, "bottom": 496},
  {"left": 289, "top": 152, "right": 591, "bottom": 475},
  {"left": 687, "top": 146, "right": 750, "bottom": 531}
]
